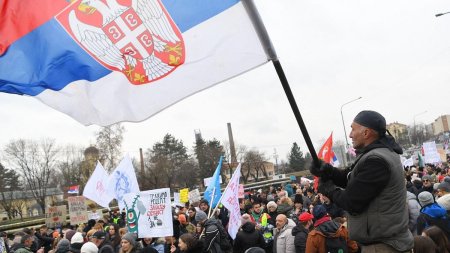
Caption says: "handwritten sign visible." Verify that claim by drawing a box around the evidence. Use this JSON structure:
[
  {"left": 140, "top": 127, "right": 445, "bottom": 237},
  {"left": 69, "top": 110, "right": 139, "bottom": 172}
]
[
  {"left": 124, "top": 188, "right": 173, "bottom": 238},
  {"left": 45, "top": 205, "right": 66, "bottom": 228},
  {"left": 238, "top": 184, "right": 244, "bottom": 199},
  {"left": 68, "top": 196, "right": 88, "bottom": 225},
  {"left": 188, "top": 189, "right": 201, "bottom": 204}
]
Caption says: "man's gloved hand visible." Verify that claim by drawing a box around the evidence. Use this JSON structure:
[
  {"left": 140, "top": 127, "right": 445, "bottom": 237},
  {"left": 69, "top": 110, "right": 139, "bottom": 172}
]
[
  {"left": 318, "top": 179, "right": 337, "bottom": 200},
  {"left": 309, "top": 160, "right": 335, "bottom": 181}
]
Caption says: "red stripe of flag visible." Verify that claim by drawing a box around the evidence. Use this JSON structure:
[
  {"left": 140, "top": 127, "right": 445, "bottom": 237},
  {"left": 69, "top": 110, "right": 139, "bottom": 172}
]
[{"left": 0, "top": 0, "right": 69, "bottom": 55}]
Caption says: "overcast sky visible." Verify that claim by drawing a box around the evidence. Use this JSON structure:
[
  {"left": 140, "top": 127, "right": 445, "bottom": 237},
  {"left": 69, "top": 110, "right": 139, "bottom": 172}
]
[{"left": 1, "top": 0, "right": 449, "bottom": 164}]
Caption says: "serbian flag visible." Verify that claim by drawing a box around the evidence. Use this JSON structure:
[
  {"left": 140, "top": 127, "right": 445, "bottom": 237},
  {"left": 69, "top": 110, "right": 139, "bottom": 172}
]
[
  {"left": 0, "top": 0, "right": 268, "bottom": 126},
  {"left": 68, "top": 185, "right": 80, "bottom": 194},
  {"left": 314, "top": 133, "right": 339, "bottom": 190}
]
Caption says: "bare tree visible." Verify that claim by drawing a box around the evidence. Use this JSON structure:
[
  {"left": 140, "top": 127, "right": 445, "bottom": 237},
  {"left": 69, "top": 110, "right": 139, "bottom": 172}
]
[
  {"left": 4, "top": 139, "right": 59, "bottom": 214},
  {"left": 96, "top": 124, "right": 125, "bottom": 171},
  {"left": 242, "top": 150, "right": 269, "bottom": 183},
  {"left": 54, "top": 145, "right": 84, "bottom": 189}
]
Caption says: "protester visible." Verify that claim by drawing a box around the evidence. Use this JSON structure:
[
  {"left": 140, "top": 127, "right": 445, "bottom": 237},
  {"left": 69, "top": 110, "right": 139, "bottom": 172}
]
[
  {"left": 420, "top": 175, "right": 435, "bottom": 194},
  {"left": 437, "top": 177, "right": 450, "bottom": 213},
  {"left": 249, "top": 202, "right": 266, "bottom": 225},
  {"left": 422, "top": 226, "right": 450, "bottom": 253},
  {"left": 14, "top": 235, "right": 34, "bottom": 253},
  {"left": 119, "top": 234, "right": 138, "bottom": 253},
  {"left": 413, "top": 236, "right": 437, "bottom": 253},
  {"left": 406, "top": 190, "right": 421, "bottom": 235},
  {"left": 265, "top": 201, "right": 278, "bottom": 227},
  {"left": 305, "top": 205, "right": 357, "bottom": 253},
  {"left": 69, "top": 232, "right": 84, "bottom": 253},
  {"left": 187, "top": 207, "right": 197, "bottom": 226},
  {"left": 54, "top": 239, "right": 70, "bottom": 253},
  {"left": 292, "top": 212, "right": 314, "bottom": 253},
  {"left": 91, "top": 231, "right": 114, "bottom": 253},
  {"left": 80, "top": 242, "right": 98, "bottom": 253},
  {"left": 195, "top": 210, "right": 222, "bottom": 253},
  {"left": 310, "top": 110, "right": 414, "bottom": 252},
  {"left": 36, "top": 226, "right": 54, "bottom": 253},
  {"left": 273, "top": 214, "right": 295, "bottom": 253},
  {"left": 105, "top": 224, "right": 121, "bottom": 253},
  {"left": 417, "top": 191, "right": 450, "bottom": 239},
  {"left": 169, "top": 233, "right": 203, "bottom": 253},
  {"left": 233, "top": 215, "right": 265, "bottom": 253}
]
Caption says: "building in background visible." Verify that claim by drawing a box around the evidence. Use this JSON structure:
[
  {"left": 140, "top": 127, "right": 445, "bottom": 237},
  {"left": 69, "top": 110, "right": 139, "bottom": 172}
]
[{"left": 433, "top": 115, "right": 450, "bottom": 136}]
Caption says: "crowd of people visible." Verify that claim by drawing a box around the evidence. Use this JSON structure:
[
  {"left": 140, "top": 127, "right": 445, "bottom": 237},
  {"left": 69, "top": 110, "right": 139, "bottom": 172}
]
[{"left": 1, "top": 110, "right": 450, "bottom": 253}]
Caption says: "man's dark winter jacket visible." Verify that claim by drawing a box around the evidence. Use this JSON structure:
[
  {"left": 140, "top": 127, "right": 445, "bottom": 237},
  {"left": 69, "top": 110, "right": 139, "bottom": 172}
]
[
  {"left": 291, "top": 223, "right": 309, "bottom": 253},
  {"left": 233, "top": 222, "right": 265, "bottom": 253}
]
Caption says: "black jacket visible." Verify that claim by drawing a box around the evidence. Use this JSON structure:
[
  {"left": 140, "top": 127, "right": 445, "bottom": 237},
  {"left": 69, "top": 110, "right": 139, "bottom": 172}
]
[
  {"left": 233, "top": 222, "right": 265, "bottom": 253},
  {"left": 291, "top": 224, "right": 309, "bottom": 253}
]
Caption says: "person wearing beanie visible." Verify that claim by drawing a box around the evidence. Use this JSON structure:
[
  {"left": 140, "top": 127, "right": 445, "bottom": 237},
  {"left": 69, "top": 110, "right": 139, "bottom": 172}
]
[
  {"left": 292, "top": 212, "right": 314, "bottom": 253},
  {"left": 81, "top": 242, "right": 98, "bottom": 253},
  {"left": 194, "top": 210, "right": 207, "bottom": 224},
  {"left": 233, "top": 214, "right": 266, "bottom": 253},
  {"left": 69, "top": 232, "right": 84, "bottom": 253},
  {"left": 416, "top": 191, "right": 450, "bottom": 239},
  {"left": 55, "top": 239, "right": 70, "bottom": 253},
  {"left": 305, "top": 205, "right": 358, "bottom": 253},
  {"left": 64, "top": 230, "right": 76, "bottom": 243},
  {"left": 119, "top": 234, "right": 138, "bottom": 253},
  {"left": 310, "top": 110, "right": 414, "bottom": 252}
]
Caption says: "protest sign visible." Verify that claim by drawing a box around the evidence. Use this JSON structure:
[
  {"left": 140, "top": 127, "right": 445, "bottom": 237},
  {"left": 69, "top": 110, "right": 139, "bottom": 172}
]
[
  {"left": 188, "top": 189, "right": 201, "bottom": 204},
  {"left": 123, "top": 188, "right": 173, "bottom": 238},
  {"left": 87, "top": 210, "right": 103, "bottom": 221},
  {"left": 45, "top": 205, "right": 66, "bottom": 228},
  {"left": 68, "top": 196, "right": 88, "bottom": 225},
  {"left": 179, "top": 188, "right": 189, "bottom": 203},
  {"left": 423, "top": 141, "right": 442, "bottom": 164}
]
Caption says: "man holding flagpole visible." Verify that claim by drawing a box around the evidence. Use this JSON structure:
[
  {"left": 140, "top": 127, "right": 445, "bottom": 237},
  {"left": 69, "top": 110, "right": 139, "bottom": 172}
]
[{"left": 310, "top": 110, "right": 413, "bottom": 252}]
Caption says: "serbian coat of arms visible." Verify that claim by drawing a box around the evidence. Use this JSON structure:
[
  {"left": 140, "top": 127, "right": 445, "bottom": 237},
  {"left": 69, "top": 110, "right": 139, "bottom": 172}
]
[{"left": 56, "top": 0, "right": 185, "bottom": 84}]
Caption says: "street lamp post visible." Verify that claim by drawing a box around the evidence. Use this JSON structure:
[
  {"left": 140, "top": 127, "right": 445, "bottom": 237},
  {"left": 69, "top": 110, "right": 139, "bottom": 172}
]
[
  {"left": 340, "top": 97, "right": 362, "bottom": 166},
  {"left": 341, "top": 97, "right": 363, "bottom": 147},
  {"left": 413, "top": 110, "right": 427, "bottom": 146}
]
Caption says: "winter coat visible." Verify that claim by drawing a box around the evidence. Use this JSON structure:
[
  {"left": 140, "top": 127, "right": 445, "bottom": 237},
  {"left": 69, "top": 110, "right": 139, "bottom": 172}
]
[
  {"left": 201, "top": 218, "right": 222, "bottom": 253},
  {"left": 437, "top": 194, "right": 450, "bottom": 212},
  {"left": 417, "top": 203, "right": 450, "bottom": 240},
  {"left": 273, "top": 219, "right": 296, "bottom": 253},
  {"left": 14, "top": 245, "right": 33, "bottom": 253},
  {"left": 406, "top": 191, "right": 421, "bottom": 235},
  {"left": 69, "top": 242, "right": 83, "bottom": 253},
  {"left": 406, "top": 181, "right": 419, "bottom": 196},
  {"left": 305, "top": 219, "right": 358, "bottom": 253},
  {"left": 233, "top": 222, "right": 265, "bottom": 253},
  {"left": 291, "top": 223, "right": 309, "bottom": 253}
]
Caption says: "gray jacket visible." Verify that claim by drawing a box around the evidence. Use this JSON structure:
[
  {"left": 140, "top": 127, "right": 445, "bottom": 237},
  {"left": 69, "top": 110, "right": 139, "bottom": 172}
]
[
  {"left": 347, "top": 148, "right": 413, "bottom": 251},
  {"left": 273, "top": 219, "right": 296, "bottom": 253},
  {"left": 406, "top": 191, "right": 420, "bottom": 235}
]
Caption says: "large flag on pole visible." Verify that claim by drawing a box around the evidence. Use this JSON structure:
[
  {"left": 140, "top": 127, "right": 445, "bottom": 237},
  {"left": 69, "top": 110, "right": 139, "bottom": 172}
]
[
  {"left": 0, "top": 0, "right": 268, "bottom": 126},
  {"left": 203, "top": 156, "right": 223, "bottom": 208},
  {"left": 107, "top": 155, "right": 140, "bottom": 210},
  {"left": 67, "top": 185, "right": 80, "bottom": 194},
  {"left": 221, "top": 163, "right": 241, "bottom": 239},
  {"left": 83, "top": 162, "right": 114, "bottom": 208}
]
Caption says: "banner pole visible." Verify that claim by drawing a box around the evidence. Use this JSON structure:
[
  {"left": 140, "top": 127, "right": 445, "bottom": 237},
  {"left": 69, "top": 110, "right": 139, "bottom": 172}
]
[{"left": 241, "top": 0, "right": 319, "bottom": 165}]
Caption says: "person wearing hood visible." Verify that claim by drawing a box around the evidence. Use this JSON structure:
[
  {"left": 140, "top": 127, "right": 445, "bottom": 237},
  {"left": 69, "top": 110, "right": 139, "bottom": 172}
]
[
  {"left": 416, "top": 191, "right": 450, "bottom": 240},
  {"left": 273, "top": 214, "right": 296, "bottom": 253},
  {"left": 54, "top": 239, "right": 70, "bottom": 253},
  {"left": 406, "top": 190, "right": 421, "bottom": 235},
  {"left": 233, "top": 215, "right": 265, "bottom": 253},
  {"left": 305, "top": 205, "right": 358, "bottom": 253},
  {"left": 310, "top": 110, "right": 414, "bottom": 252}
]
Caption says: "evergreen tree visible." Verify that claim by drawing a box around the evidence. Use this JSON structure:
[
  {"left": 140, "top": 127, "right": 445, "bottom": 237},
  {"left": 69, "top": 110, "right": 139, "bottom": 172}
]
[{"left": 288, "top": 142, "right": 306, "bottom": 171}]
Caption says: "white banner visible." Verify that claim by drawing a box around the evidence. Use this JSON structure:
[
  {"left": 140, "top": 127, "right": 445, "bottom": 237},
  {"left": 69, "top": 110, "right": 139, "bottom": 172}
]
[
  {"left": 83, "top": 162, "right": 114, "bottom": 208},
  {"left": 221, "top": 164, "right": 241, "bottom": 239},
  {"left": 123, "top": 188, "right": 173, "bottom": 238},
  {"left": 107, "top": 155, "right": 140, "bottom": 210},
  {"left": 68, "top": 196, "right": 88, "bottom": 225},
  {"left": 423, "top": 141, "right": 442, "bottom": 164},
  {"left": 203, "top": 176, "right": 222, "bottom": 187},
  {"left": 188, "top": 189, "right": 201, "bottom": 204}
]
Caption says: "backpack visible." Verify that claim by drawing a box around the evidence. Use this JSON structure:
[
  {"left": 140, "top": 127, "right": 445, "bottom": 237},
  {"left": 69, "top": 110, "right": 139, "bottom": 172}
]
[
  {"left": 215, "top": 220, "right": 232, "bottom": 251},
  {"left": 325, "top": 236, "right": 348, "bottom": 253}
]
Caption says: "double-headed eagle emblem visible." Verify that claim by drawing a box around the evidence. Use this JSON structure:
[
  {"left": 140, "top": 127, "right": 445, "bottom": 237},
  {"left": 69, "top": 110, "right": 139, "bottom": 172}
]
[{"left": 62, "top": 0, "right": 185, "bottom": 84}]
